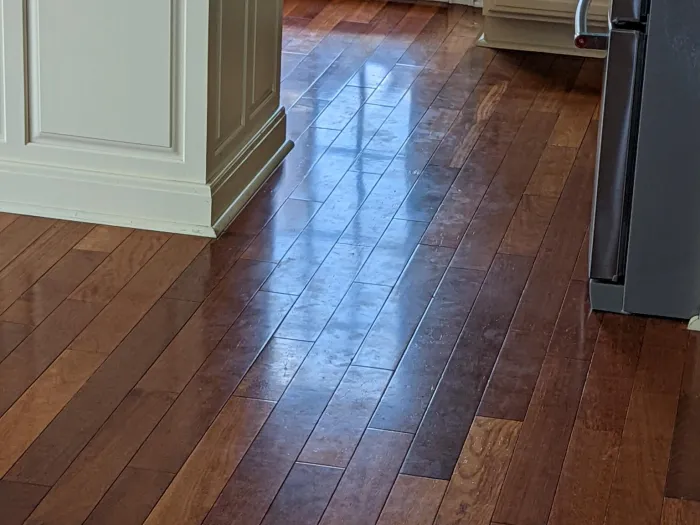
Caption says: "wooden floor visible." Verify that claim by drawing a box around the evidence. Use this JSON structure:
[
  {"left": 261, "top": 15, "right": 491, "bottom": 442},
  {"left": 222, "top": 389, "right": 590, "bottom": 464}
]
[{"left": 1, "top": 1, "right": 699, "bottom": 524}]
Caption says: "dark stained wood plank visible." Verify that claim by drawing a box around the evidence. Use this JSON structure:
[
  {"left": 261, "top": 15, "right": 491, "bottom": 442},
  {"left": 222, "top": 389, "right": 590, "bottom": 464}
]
[
  {"left": 451, "top": 111, "right": 558, "bottom": 271},
  {"left": 661, "top": 498, "right": 700, "bottom": 525},
  {"left": 5, "top": 298, "right": 198, "bottom": 486},
  {"left": 366, "top": 64, "right": 423, "bottom": 107},
  {"left": 313, "top": 85, "right": 374, "bottom": 130},
  {"left": 287, "top": 0, "right": 328, "bottom": 20},
  {"left": 492, "top": 356, "right": 589, "bottom": 525},
  {"left": 0, "top": 221, "right": 93, "bottom": 315},
  {"left": 241, "top": 198, "right": 322, "bottom": 263},
  {"left": 547, "top": 280, "right": 602, "bottom": 361},
  {"left": 402, "top": 254, "right": 533, "bottom": 479},
  {"left": 588, "top": 315, "right": 646, "bottom": 381},
  {"left": 433, "top": 46, "right": 496, "bottom": 110},
  {"left": 0, "top": 480, "right": 50, "bottom": 525},
  {"left": 524, "top": 145, "right": 578, "bottom": 198},
  {"left": 23, "top": 388, "right": 176, "bottom": 525},
  {"left": 84, "top": 467, "right": 174, "bottom": 525},
  {"left": 285, "top": 3, "right": 362, "bottom": 55},
  {"left": 261, "top": 463, "right": 344, "bottom": 525},
  {"left": 143, "top": 397, "right": 273, "bottom": 525},
  {"left": 0, "top": 212, "right": 19, "bottom": 234},
  {"left": 547, "top": 426, "right": 620, "bottom": 525},
  {"left": 235, "top": 338, "right": 314, "bottom": 401},
  {"left": 68, "top": 235, "right": 207, "bottom": 354},
  {"left": 397, "top": 5, "right": 467, "bottom": 67},
  {"left": 347, "top": 4, "right": 438, "bottom": 89},
  {"left": 0, "top": 349, "right": 105, "bottom": 477},
  {"left": 371, "top": 267, "right": 484, "bottom": 433},
  {"left": 1, "top": 249, "right": 106, "bottom": 326},
  {"left": 571, "top": 229, "right": 590, "bottom": 281},
  {"left": 131, "top": 292, "right": 296, "bottom": 474},
  {"left": 319, "top": 428, "right": 413, "bottom": 525},
  {"left": 377, "top": 474, "right": 448, "bottom": 525},
  {"left": 353, "top": 244, "right": 453, "bottom": 369},
  {"left": 138, "top": 259, "right": 276, "bottom": 394},
  {"left": 498, "top": 195, "right": 558, "bottom": 257},
  {"left": 422, "top": 111, "right": 521, "bottom": 248},
  {"left": 281, "top": 51, "right": 306, "bottom": 81},
  {"left": 0, "top": 321, "right": 32, "bottom": 363},
  {"left": 275, "top": 243, "right": 373, "bottom": 341},
  {"left": 355, "top": 219, "right": 427, "bottom": 287},
  {"left": 166, "top": 233, "right": 253, "bottom": 302},
  {"left": 477, "top": 330, "right": 550, "bottom": 421},
  {"left": 286, "top": 97, "right": 331, "bottom": 140},
  {"left": 73, "top": 225, "right": 132, "bottom": 253},
  {"left": 530, "top": 56, "right": 583, "bottom": 113},
  {"left": 510, "top": 122, "right": 597, "bottom": 335},
  {"left": 395, "top": 165, "right": 459, "bottom": 223},
  {"left": 424, "top": 13, "right": 481, "bottom": 73},
  {"left": 201, "top": 282, "right": 390, "bottom": 525},
  {"left": 435, "top": 417, "right": 521, "bottom": 525},
  {"left": 0, "top": 216, "right": 55, "bottom": 273},
  {"left": 0, "top": 299, "right": 103, "bottom": 417},
  {"left": 69, "top": 230, "right": 170, "bottom": 305},
  {"left": 300, "top": 365, "right": 391, "bottom": 467}
]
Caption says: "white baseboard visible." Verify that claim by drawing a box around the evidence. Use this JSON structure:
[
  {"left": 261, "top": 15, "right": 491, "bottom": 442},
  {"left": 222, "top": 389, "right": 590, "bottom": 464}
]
[{"left": 0, "top": 107, "right": 291, "bottom": 238}]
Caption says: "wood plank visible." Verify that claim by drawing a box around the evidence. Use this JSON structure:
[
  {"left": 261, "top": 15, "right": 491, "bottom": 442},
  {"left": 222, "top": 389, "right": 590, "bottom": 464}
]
[
  {"left": 366, "top": 64, "right": 423, "bottom": 107},
  {"left": 546, "top": 280, "right": 602, "bottom": 361},
  {"left": 138, "top": 258, "right": 275, "bottom": 394},
  {"left": 510, "top": 122, "right": 597, "bottom": 335},
  {"left": 667, "top": 333, "right": 700, "bottom": 500},
  {"left": 241, "top": 198, "right": 322, "bottom": 263},
  {"left": 606, "top": 322, "right": 686, "bottom": 525},
  {"left": 402, "top": 254, "right": 533, "bottom": 480},
  {"left": 201, "top": 282, "right": 390, "bottom": 525},
  {"left": 0, "top": 216, "right": 55, "bottom": 273},
  {"left": 235, "top": 338, "right": 314, "bottom": 401},
  {"left": 433, "top": 47, "right": 496, "bottom": 111},
  {"left": 424, "top": 13, "right": 480, "bottom": 73},
  {"left": 5, "top": 298, "right": 198, "bottom": 486},
  {"left": 435, "top": 417, "right": 521, "bottom": 525},
  {"left": 299, "top": 365, "right": 391, "bottom": 467},
  {"left": 320, "top": 428, "right": 413, "bottom": 525},
  {"left": 346, "top": 0, "right": 388, "bottom": 23},
  {"left": 69, "top": 230, "right": 170, "bottom": 305},
  {"left": 353, "top": 244, "right": 453, "bottom": 369},
  {"left": 313, "top": 85, "right": 374, "bottom": 130},
  {"left": 0, "top": 221, "right": 93, "bottom": 315},
  {"left": 451, "top": 111, "right": 558, "bottom": 271},
  {"left": 661, "top": 498, "right": 700, "bottom": 525},
  {"left": 378, "top": 474, "right": 448, "bottom": 525},
  {"left": 68, "top": 235, "right": 207, "bottom": 354},
  {"left": 371, "top": 267, "right": 484, "bottom": 433},
  {"left": 397, "top": 5, "right": 467, "bottom": 68},
  {"left": 0, "top": 480, "right": 49, "bottom": 525},
  {"left": 355, "top": 219, "right": 427, "bottom": 287},
  {"left": 531, "top": 56, "right": 583, "bottom": 113},
  {"left": 143, "top": 397, "right": 273, "bottom": 525},
  {"left": 498, "top": 195, "right": 558, "bottom": 257},
  {"left": 0, "top": 349, "right": 105, "bottom": 477},
  {"left": 73, "top": 225, "right": 132, "bottom": 253},
  {"left": 571, "top": 229, "right": 590, "bottom": 281},
  {"left": 0, "top": 299, "right": 103, "bottom": 417},
  {"left": 492, "top": 356, "right": 589, "bottom": 525},
  {"left": 477, "top": 330, "right": 550, "bottom": 421},
  {"left": 23, "top": 389, "right": 177, "bottom": 525},
  {"left": 261, "top": 463, "right": 344, "bottom": 525},
  {"left": 274, "top": 243, "right": 373, "bottom": 341},
  {"left": 131, "top": 292, "right": 296, "bottom": 474},
  {"left": 524, "top": 145, "right": 578, "bottom": 198},
  {"left": 165, "top": 233, "right": 253, "bottom": 302},
  {"left": 84, "top": 467, "right": 174, "bottom": 525},
  {"left": 0, "top": 212, "right": 19, "bottom": 234},
  {"left": 1, "top": 249, "right": 106, "bottom": 326},
  {"left": 395, "top": 165, "right": 459, "bottom": 223},
  {"left": 286, "top": 97, "right": 331, "bottom": 141},
  {"left": 0, "top": 321, "right": 32, "bottom": 363}
]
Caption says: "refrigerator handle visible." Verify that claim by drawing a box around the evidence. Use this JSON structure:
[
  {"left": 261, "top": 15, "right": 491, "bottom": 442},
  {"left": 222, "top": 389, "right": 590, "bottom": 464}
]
[{"left": 574, "top": 0, "right": 609, "bottom": 50}]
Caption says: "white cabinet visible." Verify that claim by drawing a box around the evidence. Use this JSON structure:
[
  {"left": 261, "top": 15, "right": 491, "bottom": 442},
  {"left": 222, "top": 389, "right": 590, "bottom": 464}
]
[
  {"left": 0, "top": 0, "right": 290, "bottom": 237},
  {"left": 481, "top": 0, "right": 610, "bottom": 57}
]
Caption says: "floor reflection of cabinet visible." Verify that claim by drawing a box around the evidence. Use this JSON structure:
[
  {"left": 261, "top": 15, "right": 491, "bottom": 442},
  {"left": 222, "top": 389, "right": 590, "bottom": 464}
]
[{"left": 480, "top": 0, "right": 609, "bottom": 57}]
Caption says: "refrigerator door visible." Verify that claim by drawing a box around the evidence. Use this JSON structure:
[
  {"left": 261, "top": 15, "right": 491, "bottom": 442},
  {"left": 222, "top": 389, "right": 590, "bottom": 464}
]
[
  {"left": 610, "top": 0, "right": 647, "bottom": 23},
  {"left": 623, "top": 0, "right": 700, "bottom": 319},
  {"left": 589, "top": 28, "right": 644, "bottom": 282}
]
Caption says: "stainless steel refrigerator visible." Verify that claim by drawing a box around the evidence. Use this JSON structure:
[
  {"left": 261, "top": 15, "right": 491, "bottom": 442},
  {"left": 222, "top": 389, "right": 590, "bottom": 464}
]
[{"left": 576, "top": 0, "right": 700, "bottom": 320}]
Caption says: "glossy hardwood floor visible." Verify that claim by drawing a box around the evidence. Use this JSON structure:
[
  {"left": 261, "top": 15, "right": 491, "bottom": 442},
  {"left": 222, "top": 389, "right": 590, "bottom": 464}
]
[{"left": 1, "top": 1, "right": 699, "bottom": 524}]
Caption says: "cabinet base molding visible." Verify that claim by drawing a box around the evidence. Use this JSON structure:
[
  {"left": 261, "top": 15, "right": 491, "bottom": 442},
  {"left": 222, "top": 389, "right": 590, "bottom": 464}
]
[
  {"left": 0, "top": 108, "right": 290, "bottom": 238},
  {"left": 478, "top": 15, "right": 606, "bottom": 58}
]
